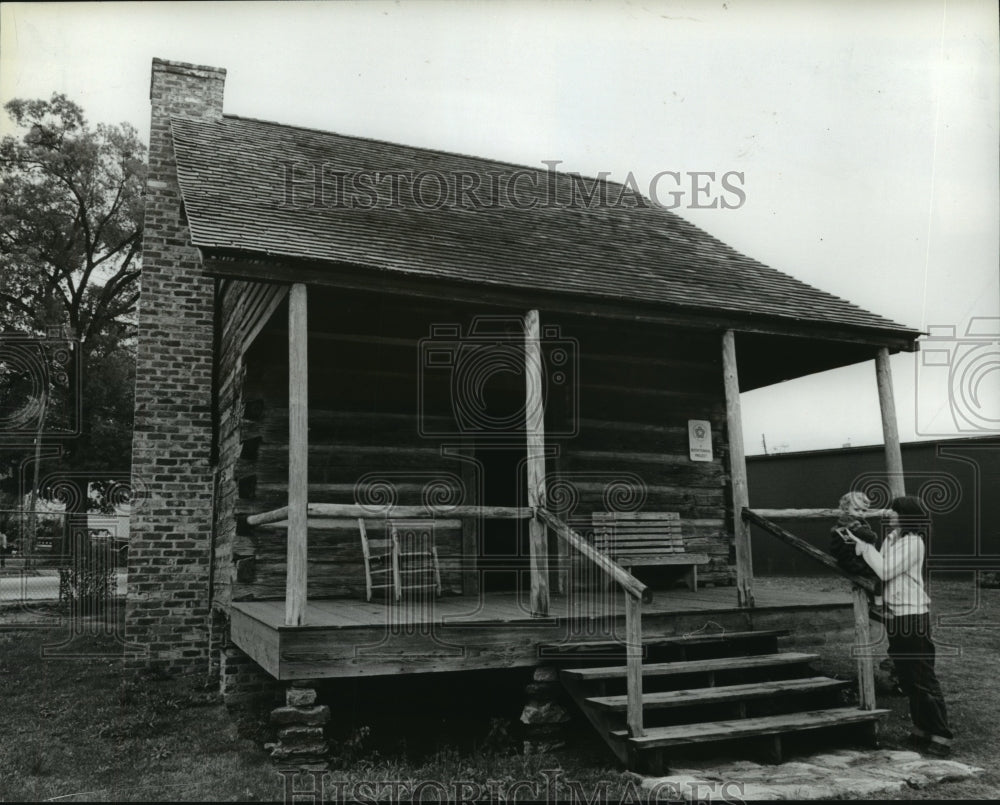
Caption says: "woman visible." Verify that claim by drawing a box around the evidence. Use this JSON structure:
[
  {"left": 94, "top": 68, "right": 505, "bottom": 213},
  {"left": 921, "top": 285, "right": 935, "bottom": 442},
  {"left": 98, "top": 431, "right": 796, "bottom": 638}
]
[{"left": 847, "top": 495, "right": 954, "bottom": 757}]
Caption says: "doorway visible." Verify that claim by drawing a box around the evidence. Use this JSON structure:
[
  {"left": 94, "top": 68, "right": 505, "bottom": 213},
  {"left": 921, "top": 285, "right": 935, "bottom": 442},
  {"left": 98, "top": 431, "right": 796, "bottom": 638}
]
[{"left": 475, "top": 446, "right": 529, "bottom": 592}]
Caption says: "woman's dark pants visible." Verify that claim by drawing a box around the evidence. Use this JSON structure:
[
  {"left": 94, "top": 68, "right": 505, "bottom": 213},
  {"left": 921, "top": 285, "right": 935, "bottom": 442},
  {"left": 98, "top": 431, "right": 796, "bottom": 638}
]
[{"left": 887, "top": 613, "right": 953, "bottom": 746}]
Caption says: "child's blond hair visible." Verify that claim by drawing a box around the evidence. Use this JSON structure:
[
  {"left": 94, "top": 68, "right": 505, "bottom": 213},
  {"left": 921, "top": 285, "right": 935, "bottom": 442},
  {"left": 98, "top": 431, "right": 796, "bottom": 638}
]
[{"left": 837, "top": 491, "right": 870, "bottom": 524}]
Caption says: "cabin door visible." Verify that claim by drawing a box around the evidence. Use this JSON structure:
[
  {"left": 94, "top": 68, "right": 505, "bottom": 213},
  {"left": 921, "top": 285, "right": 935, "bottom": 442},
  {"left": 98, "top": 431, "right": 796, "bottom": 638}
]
[{"left": 475, "top": 445, "right": 529, "bottom": 592}]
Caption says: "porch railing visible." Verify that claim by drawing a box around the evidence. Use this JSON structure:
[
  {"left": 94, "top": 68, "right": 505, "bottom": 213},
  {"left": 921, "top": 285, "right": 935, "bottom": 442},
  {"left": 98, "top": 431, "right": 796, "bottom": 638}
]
[
  {"left": 742, "top": 508, "right": 878, "bottom": 710},
  {"left": 244, "top": 503, "right": 534, "bottom": 627},
  {"left": 748, "top": 508, "right": 893, "bottom": 520},
  {"left": 246, "top": 504, "right": 533, "bottom": 526},
  {"left": 244, "top": 500, "right": 650, "bottom": 738},
  {"left": 244, "top": 504, "right": 536, "bottom": 627},
  {"left": 535, "top": 506, "right": 650, "bottom": 738}
]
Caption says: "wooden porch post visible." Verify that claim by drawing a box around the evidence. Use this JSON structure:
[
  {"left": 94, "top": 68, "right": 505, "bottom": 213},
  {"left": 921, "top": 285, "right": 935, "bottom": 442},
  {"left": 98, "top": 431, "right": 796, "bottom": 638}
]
[
  {"left": 525, "top": 310, "right": 550, "bottom": 616},
  {"left": 722, "top": 330, "right": 754, "bottom": 608},
  {"left": 852, "top": 586, "right": 878, "bottom": 710},
  {"left": 286, "top": 283, "right": 308, "bottom": 626},
  {"left": 875, "top": 348, "right": 906, "bottom": 498}
]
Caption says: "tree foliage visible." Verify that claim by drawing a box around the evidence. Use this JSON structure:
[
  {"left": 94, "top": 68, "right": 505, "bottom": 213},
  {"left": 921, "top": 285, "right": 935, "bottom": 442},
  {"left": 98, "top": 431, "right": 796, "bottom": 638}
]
[
  {"left": 1, "top": 93, "right": 146, "bottom": 341},
  {"left": 0, "top": 93, "right": 146, "bottom": 507}
]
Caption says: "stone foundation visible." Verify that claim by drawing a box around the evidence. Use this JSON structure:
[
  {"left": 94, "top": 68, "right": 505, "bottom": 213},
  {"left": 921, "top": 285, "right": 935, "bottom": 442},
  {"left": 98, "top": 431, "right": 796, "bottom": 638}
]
[
  {"left": 520, "top": 666, "right": 570, "bottom": 754},
  {"left": 267, "top": 682, "right": 331, "bottom": 770}
]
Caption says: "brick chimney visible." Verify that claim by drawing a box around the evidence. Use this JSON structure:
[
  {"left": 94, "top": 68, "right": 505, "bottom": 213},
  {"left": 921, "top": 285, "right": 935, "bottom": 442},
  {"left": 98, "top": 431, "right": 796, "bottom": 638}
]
[
  {"left": 149, "top": 58, "right": 226, "bottom": 120},
  {"left": 126, "top": 60, "right": 227, "bottom": 674}
]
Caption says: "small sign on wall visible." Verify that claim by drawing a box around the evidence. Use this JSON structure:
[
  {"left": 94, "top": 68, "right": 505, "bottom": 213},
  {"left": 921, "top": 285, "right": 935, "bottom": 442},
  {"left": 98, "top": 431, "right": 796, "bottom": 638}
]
[{"left": 688, "top": 419, "right": 713, "bottom": 462}]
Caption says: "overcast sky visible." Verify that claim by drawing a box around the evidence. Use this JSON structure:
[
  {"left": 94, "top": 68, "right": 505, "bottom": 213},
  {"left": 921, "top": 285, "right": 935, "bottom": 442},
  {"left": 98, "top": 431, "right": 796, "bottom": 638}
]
[{"left": 2, "top": 0, "right": 997, "bottom": 454}]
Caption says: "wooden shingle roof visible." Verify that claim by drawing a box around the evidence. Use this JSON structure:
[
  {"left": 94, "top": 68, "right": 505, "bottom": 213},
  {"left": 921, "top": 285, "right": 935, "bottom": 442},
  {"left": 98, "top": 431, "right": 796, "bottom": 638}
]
[{"left": 170, "top": 114, "right": 918, "bottom": 345}]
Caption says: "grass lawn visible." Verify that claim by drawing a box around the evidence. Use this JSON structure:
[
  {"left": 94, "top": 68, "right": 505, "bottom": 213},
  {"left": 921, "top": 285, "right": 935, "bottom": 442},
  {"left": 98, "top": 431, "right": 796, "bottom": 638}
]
[
  {"left": 0, "top": 605, "right": 281, "bottom": 801},
  {"left": 0, "top": 577, "right": 996, "bottom": 801},
  {"left": 0, "top": 603, "right": 634, "bottom": 802}
]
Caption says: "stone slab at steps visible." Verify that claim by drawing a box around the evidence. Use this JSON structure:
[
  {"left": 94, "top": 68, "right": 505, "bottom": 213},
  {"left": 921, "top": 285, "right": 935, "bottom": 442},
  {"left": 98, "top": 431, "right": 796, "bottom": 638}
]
[{"left": 635, "top": 748, "right": 984, "bottom": 801}]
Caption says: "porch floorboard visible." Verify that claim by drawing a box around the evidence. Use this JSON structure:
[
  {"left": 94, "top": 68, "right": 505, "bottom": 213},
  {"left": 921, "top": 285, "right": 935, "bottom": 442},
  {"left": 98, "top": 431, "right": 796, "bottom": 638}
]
[
  {"left": 228, "top": 586, "right": 853, "bottom": 680},
  {"left": 233, "top": 586, "right": 847, "bottom": 631}
]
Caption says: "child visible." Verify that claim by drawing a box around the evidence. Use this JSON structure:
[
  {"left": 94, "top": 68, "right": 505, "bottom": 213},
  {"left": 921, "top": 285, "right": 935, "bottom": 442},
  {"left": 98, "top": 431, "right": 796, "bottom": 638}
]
[{"left": 829, "top": 491, "right": 882, "bottom": 606}]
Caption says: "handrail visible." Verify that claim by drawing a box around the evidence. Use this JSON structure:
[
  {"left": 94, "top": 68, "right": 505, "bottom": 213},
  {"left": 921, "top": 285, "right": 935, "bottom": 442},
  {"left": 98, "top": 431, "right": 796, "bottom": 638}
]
[
  {"left": 247, "top": 504, "right": 533, "bottom": 526},
  {"left": 749, "top": 507, "right": 893, "bottom": 520},
  {"left": 742, "top": 507, "right": 877, "bottom": 710},
  {"left": 535, "top": 505, "right": 647, "bottom": 738},
  {"left": 534, "top": 507, "right": 650, "bottom": 603},
  {"left": 742, "top": 509, "right": 875, "bottom": 595}
]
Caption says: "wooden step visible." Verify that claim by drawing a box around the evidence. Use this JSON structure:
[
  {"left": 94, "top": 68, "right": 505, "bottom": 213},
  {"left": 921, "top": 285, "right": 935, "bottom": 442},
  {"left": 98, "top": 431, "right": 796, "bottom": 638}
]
[
  {"left": 586, "top": 676, "right": 849, "bottom": 711},
  {"left": 540, "top": 629, "right": 789, "bottom": 656},
  {"left": 561, "top": 652, "right": 818, "bottom": 682},
  {"left": 612, "top": 707, "right": 890, "bottom": 748}
]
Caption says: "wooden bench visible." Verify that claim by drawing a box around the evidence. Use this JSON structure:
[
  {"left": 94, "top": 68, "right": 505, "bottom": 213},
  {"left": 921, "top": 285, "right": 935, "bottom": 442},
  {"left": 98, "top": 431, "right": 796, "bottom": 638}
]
[{"left": 591, "top": 511, "right": 709, "bottom": 591}]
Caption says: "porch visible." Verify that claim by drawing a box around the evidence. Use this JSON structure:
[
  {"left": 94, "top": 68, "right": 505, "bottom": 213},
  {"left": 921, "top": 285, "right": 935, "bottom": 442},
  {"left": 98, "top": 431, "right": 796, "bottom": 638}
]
[
  {"left": 229, "top": 583, "right": 853, "bottom": 681},
  {"left": 216, "top": 279, "right": 908, "bottom": 759}
]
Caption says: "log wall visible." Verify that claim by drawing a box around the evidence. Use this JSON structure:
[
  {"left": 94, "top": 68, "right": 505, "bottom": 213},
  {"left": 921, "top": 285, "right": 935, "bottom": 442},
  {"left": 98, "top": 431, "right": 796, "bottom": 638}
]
[
  {"left": 543, "top": 315, "right": 733, "bottom": 589},
  {"left": 212, "top": 286, "right": 737, "bottom": 606},
  {"left": 212, "top": 279, "right": 286, "bottom": 609},
  {"left": 223, "top": 290, "right": 480, "bottom": 602}
]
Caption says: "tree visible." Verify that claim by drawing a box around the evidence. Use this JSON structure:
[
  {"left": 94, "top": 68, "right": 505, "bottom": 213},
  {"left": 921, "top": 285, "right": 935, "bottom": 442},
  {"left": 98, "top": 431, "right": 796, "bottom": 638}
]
[{"left": 0, "top": 93, "right": 145, "bottom": 531}]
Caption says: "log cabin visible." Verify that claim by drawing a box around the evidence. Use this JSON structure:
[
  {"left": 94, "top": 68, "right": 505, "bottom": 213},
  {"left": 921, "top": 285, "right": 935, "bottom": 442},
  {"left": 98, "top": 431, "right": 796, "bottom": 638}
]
[{"left": 127, "top": 58, "right": 923, "bottom": 771}]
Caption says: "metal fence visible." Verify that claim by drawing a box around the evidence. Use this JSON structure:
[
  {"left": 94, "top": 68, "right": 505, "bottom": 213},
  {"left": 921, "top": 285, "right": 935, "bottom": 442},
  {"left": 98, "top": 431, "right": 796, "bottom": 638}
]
[{"left": 1, "top": 509, "right": 127, "bottom": 606}]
